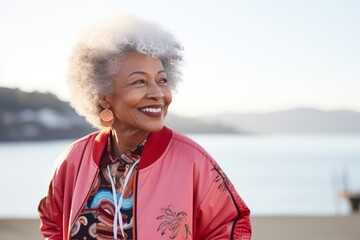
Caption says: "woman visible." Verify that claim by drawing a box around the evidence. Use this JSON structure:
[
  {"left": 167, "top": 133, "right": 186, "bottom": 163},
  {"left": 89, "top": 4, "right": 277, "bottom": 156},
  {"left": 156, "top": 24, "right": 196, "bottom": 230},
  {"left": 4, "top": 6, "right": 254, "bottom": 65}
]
[{"left": 38, "top": 14, "right": 251, "bottom": 240}]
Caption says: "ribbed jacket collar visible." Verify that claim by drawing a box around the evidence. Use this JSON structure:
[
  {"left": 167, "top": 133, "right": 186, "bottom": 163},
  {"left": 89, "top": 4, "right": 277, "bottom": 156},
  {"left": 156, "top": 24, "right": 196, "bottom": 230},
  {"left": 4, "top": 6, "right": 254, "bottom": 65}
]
[{"left": 92, "top": 126, "right": 173, "bottom": 170}]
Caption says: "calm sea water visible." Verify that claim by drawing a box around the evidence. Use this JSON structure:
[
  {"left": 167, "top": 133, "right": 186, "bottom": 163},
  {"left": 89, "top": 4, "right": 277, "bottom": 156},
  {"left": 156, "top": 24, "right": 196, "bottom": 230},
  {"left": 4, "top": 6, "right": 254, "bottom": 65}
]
[{"left": 1, "top": 134, "right": 359, "bottom": 218}]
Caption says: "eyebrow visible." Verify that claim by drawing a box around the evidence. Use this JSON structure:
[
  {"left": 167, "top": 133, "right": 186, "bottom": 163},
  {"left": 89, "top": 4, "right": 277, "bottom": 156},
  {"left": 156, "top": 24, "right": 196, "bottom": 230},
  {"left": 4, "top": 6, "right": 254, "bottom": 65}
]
[{"left": 128, "top": 70, "right": 166, "bottom": 78}]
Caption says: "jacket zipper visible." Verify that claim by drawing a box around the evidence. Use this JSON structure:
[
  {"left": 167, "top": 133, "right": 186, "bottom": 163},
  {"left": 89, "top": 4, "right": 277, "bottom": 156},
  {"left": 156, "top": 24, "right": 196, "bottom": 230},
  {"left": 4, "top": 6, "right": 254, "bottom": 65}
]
[
  {"left": 132, "top": 169, "right": 139, "bottom": 240},
  {"left": 68, "top": 168, "right": 100, "bottom": 239}
]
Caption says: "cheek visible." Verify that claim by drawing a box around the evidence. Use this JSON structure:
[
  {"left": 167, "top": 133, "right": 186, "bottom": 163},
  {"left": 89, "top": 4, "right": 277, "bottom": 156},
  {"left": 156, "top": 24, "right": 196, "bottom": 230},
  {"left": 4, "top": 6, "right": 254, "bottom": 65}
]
[
  {"left": 164, "top": 89, "right": 172, "bottom": 106},
  {"left": 110, "top": 96, "right": 137, "bottom": 118},
  {"left": 114, "top": 91, "right": 142, "bottom": 110}
]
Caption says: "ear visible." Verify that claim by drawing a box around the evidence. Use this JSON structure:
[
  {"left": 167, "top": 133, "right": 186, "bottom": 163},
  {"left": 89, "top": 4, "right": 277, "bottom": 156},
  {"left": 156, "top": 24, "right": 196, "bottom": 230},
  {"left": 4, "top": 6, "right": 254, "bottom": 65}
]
[{"left": 99, "top": 97, "right": 111, "bottom": 109}]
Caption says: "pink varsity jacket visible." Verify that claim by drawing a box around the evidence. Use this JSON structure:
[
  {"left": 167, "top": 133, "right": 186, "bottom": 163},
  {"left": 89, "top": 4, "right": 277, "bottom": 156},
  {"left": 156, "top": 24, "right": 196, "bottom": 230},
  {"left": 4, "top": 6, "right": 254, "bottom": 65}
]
[{"left": 38, "top": 126, "right": 251, "bottom": 239}]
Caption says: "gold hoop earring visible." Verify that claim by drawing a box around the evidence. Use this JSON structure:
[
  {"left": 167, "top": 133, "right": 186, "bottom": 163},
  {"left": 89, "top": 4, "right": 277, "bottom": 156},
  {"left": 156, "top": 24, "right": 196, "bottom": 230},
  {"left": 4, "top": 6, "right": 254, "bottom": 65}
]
[{"left": 100, "top": 108, "right": 114, "bottom": 127}]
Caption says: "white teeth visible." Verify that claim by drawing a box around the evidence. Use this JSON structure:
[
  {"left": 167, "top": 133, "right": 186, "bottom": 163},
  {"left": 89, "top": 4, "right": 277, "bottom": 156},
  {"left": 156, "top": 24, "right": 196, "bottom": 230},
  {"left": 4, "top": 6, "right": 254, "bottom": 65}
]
[{"left": 141, "top": 107, "right": 161, "bottom": 113}]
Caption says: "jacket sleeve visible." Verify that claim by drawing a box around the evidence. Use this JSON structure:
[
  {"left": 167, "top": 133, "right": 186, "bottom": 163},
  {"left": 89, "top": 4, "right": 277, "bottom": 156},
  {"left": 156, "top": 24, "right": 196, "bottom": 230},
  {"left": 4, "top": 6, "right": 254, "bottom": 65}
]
[
  {"left": 195, "top": 163, "right": 252, "bottom": 240},
  {"left": 38, "top": 180, "right": 64, "bottom": 240},
  {"left": 38, "top": 148, "right": 71, "bottom": 240}
]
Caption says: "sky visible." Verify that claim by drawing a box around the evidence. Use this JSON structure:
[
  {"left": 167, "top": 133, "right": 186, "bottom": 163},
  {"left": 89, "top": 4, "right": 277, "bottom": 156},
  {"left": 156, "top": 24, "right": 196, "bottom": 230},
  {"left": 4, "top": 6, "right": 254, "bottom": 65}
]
[{"left": 1, "top": 0, "right": 360, "bottom": 117}]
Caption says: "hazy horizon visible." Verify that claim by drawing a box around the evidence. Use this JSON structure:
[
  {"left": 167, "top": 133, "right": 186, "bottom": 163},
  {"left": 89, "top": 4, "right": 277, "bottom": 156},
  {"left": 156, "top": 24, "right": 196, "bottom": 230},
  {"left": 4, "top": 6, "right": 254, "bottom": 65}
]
[{"left": 1, "top": 0, "right": 359, "bottom": 117}]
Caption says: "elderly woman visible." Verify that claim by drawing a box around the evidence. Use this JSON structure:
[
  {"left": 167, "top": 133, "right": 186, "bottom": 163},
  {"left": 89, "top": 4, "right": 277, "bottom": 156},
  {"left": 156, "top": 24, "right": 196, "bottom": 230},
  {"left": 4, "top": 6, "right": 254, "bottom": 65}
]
[{"left": 38, "top": 14, "right": 251, "bottom": 240}]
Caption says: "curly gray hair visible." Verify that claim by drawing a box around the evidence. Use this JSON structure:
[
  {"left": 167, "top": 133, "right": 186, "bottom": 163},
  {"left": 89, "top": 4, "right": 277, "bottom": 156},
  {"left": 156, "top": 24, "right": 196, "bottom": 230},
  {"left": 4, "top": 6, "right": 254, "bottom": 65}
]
[{"left": 67, "top": 14, "right": 184, "bottom": 129}]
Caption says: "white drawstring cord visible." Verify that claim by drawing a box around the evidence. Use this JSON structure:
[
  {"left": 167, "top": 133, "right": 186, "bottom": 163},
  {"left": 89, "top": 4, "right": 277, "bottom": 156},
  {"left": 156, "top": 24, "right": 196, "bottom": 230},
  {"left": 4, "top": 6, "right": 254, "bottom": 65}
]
[
  {"left": 115, "top": 159, "right": 140, "bottom": 236},
  {"left": 107, "top": 158, "right": 140, "bottom": 239},
  {"left": 107, "top": 166, "right": 119, "bottom": 239}
]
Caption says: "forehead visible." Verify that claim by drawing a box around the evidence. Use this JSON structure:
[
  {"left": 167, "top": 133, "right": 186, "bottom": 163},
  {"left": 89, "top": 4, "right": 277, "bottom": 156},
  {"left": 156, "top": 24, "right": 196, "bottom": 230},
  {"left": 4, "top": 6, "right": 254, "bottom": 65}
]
[{"left": 119, "top": 52, "right": 164, "bottom": 75}]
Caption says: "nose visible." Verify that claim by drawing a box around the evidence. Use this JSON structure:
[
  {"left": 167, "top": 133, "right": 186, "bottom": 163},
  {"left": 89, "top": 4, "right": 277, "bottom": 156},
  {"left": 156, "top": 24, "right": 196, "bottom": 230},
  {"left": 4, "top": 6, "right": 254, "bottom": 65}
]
[{"left": 147, "top": 83, "right": 164, "bottom": 99}]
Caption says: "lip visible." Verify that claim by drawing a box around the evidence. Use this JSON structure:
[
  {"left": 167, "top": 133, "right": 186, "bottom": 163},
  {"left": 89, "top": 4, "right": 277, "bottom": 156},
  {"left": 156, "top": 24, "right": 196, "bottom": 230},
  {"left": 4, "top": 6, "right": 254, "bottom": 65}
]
[{"left": 138, "top": 104, "right": 164, "bottom": 117}]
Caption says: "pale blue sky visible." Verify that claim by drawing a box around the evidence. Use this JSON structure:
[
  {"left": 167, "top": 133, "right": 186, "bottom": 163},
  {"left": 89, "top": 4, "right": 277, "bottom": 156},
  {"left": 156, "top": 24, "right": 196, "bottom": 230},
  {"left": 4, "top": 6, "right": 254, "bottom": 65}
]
[{"left": 1, "top": 0, "right": 359, "bottom": 116}]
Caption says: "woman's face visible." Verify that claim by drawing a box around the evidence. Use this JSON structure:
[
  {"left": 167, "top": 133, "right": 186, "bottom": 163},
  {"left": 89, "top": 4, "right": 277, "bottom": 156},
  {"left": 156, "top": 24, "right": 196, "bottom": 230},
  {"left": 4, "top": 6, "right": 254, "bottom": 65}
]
[{"left": 106, "top": 52, "right": 172, "bottom": 133}]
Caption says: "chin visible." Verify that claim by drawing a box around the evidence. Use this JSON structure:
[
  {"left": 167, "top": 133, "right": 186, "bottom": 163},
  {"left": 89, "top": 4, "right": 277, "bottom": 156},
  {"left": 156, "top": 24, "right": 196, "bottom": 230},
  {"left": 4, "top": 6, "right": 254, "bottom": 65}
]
[{"left": 144, "top": 123, "right": 165, "bottom": 133}]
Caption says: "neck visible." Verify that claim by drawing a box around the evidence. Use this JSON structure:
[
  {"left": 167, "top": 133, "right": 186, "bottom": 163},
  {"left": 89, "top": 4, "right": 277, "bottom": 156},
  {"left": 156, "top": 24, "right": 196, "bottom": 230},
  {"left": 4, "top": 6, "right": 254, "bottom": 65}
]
[{"left": 110, "top": 127, "right": 149, "bottom": 157}]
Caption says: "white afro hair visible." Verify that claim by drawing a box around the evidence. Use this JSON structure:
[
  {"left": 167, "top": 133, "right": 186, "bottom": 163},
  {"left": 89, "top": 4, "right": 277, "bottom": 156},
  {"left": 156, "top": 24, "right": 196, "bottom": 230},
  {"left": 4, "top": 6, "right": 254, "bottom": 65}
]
[{"left": 67, "top": 13, "right": 183, "bottom": 129}]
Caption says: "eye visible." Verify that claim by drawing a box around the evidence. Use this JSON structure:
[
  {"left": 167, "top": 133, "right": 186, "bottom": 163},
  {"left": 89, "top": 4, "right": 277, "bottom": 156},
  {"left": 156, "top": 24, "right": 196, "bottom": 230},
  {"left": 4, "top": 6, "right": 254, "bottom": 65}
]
[
  {"left": 132, "top": 79, "right": 146, "bottom": 85},
  {"left": 158, "top": 78, "right": 168, "bottom": 84}
]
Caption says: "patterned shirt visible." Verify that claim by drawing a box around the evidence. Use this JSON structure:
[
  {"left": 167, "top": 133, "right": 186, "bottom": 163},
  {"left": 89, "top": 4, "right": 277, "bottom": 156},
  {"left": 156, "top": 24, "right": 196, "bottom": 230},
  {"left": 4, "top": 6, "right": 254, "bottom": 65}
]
[{"left": 71, "top": 137, "right": 146, "bottom": 240}]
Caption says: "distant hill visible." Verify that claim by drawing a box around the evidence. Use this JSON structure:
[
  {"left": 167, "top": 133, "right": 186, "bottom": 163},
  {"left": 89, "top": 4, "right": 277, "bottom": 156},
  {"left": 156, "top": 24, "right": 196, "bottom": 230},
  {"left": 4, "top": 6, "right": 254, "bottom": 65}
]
[
  {"left": 0, "top": 87, "right": 94, "bottom": 141},
  {"left": 198, "top": 108, "right": 360, "bottom": 134},
  {"left": 2, "top": 87, "right": 358, "bottom": 141},
  {"left": 165, "top": 113, "right": 239, "bottom": 134},
  {"left": 0, "top": 87, "right": 238, "bottom": 141}
]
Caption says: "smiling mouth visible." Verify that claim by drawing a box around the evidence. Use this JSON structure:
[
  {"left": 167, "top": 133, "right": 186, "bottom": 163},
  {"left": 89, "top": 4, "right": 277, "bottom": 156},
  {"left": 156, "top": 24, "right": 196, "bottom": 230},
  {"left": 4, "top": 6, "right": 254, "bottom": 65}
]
[
  {"left": 139, "top": 106, "right": 163, "bottom": 117},
  {"left": 140, "top": 107, "right": 162, "bottom": 113}
]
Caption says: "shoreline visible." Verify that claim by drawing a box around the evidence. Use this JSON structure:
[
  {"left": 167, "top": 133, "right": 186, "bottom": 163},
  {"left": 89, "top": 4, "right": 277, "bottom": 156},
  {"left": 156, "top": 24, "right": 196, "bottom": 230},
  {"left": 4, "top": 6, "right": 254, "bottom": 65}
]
[
  {"left": 1, "top": 215, "right": 359, "bottom": 240},
  {"left": 251, "top": 215, "right": 360, "bottom": 240}
]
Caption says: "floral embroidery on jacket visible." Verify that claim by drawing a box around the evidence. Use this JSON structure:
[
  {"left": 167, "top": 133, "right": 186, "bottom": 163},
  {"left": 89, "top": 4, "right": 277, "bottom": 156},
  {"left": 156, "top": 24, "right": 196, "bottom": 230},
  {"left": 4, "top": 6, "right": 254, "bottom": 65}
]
[
  {"left": 211, "top": 164, "right": 230, "bottom": 192},
  {"left": 156, "top": 205, "right": 192, "bottom": 239}
]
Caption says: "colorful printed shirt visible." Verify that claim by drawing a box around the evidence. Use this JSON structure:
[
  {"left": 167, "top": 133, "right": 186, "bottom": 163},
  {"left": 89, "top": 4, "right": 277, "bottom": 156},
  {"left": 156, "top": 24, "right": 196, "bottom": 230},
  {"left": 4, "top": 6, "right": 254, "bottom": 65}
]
[{"left": 70, "top": 136, "right": 146, "bottom": 240}]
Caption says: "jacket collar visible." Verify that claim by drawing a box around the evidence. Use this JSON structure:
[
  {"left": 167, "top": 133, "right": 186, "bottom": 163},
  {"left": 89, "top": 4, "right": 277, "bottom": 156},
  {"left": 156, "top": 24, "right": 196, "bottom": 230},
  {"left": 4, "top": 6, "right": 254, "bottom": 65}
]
[{"left": 92, "top": 126, "right": 173, "bottom": 170}]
